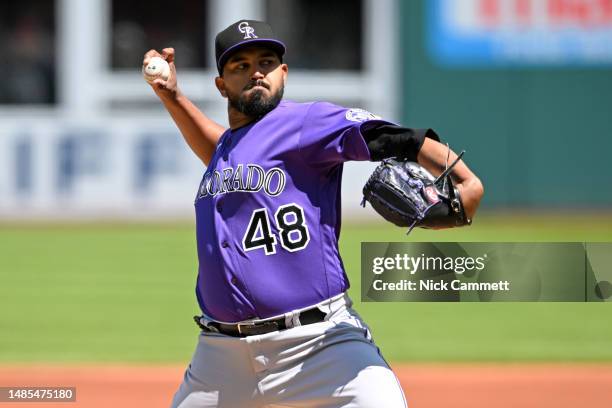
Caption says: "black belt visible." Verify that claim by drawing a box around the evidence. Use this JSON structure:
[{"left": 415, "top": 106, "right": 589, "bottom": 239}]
[{"left": 193, "top": 307, "right": 327, "bottom": 337}]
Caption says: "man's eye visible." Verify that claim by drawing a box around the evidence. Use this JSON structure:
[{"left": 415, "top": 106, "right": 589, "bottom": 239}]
[
  {"left": 261, "top": 60, "right": 272, "bottom": 66},
  {"left": 235, "top": 63, "right": 247, "bottom": 70}
]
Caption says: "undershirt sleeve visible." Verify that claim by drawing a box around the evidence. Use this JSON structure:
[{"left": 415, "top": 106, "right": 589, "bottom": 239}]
[{"left": 361, "top": 124, "right": 441, "bottom": 162}]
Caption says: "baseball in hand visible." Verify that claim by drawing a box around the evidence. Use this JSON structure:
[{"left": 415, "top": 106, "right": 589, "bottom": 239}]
[{"left": 143, "top": 57, "right": 170, "bottom": 83}]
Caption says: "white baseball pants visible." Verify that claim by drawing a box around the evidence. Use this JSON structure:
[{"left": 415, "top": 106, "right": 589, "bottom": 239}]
[{"left": 170, "top": 294, "right": 407, "bottom": 408}]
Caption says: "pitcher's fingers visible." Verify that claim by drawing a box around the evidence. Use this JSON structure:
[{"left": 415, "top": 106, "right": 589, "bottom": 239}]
[
  {"left": 162, "top": 48, "right": 175, "bottom": 63},
  {"left": 152, "top": 78, "right": 168, "bottom": 88},
  {"left": 143, "top": 49, "right": 161, "bottom": 66},
  {"left": 169, "top": 61, "right": 177, "bottom": 73}
]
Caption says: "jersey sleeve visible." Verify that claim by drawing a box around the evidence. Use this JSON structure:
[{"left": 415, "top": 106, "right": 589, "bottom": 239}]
[{"left": 298, "top": 102, "right": 395, "bottom": 168}]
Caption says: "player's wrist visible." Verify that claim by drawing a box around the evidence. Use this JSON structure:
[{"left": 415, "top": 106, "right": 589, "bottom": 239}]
[
  {"left": 457, "top": 177, "right": 484, "bottom": 220},
  {"left": 157, "top": 87, "right": 183, "bottom": 105}
]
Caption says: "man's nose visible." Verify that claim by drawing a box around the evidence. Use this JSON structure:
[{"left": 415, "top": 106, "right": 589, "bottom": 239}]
[{"left": 251, "top": 70, "right": 265, "bottom": 80}]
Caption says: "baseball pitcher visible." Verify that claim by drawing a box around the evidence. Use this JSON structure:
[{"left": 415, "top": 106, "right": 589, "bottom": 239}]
[{"left": 143, "top": 20, "right": 484, "bottom": 408}]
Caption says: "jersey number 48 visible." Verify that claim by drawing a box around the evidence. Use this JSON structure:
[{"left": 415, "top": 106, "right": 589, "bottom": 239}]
[{"left": 242, "top": 203, "right": 310, "bottom": 255}]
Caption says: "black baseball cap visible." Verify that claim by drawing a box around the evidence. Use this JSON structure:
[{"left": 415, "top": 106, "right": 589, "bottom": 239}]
[{"left": 215, "top": 20, "right": 286, "bottom": 75}]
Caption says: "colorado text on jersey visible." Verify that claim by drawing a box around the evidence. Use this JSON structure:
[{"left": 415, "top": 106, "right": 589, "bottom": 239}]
[{"left": 196, "top": 164, "right": 287, "bottom": 199}]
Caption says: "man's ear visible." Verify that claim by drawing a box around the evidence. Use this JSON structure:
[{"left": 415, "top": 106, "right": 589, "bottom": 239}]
[
  {"left": 281, "top": 63, "right": 288, "bottom": 86},
  {"left": 215, "top": 77, "right": 228, "bottom": 98}
]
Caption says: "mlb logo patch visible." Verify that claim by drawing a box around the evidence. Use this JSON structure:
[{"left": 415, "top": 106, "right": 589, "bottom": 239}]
[{"left": 345, "top": 108, "right": 381, "bottom": 123}]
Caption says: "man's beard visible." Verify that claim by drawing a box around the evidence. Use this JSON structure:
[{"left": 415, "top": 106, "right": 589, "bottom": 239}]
[{"left": 229, "top": 81, "right": 284, "bottom": 119}]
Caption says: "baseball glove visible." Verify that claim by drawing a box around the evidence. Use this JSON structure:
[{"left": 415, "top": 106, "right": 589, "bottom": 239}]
[{"left": 362, "top": 150, "right": 471, "bottom": 233}]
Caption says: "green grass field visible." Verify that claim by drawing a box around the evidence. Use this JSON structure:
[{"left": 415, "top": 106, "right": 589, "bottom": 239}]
[{"left": 1, "top": 213, "right": 611, "bottom": 363}]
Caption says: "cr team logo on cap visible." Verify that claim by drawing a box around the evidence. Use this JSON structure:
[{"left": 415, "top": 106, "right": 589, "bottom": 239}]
[{"left": 238, "top": 21, "right": 258, "bottom": 39}]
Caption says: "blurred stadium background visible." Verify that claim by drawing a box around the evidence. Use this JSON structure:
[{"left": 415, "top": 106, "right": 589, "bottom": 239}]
[
  {"left": 1, "top": 0, "right": 612, "bottom": 217},
  {"left": 1, "top": 1, "right": 612, "bottom": 403}
]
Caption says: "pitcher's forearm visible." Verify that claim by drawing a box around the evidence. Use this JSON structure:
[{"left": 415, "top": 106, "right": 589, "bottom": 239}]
[
  {"left": 161, "top": 92, "right": 225, "bottom": 165},
  {"left": 417, "top": 137, "right": 484, "bottom": 220},
  {"left": 143, "top": 47, "right": 225, "bottom": 165}
]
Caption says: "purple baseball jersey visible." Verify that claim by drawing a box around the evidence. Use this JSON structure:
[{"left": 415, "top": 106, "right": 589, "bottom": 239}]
[{"left": 194, "top": 100, "right": 392, "bottom": 322}]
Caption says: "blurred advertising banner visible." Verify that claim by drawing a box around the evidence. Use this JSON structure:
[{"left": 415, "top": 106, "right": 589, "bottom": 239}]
[
  {"left": 0, "top": 117, "right": 375, "bottom": 219},
  {"left": 0, "top": 117, "right": 205, "bottom": 219},
  {"left": 361, "top": 242, "right": 612, "bottom": 302},
  {"left": 427, "top": 0, "right": 612, "bottom": 65}
]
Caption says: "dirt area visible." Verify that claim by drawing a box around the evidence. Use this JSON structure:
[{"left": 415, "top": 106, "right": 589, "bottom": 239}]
[
  {"left": 1, "top": 363, "right": 611, "bottom": 407},
  {"left": 393, "top": 363, "right": 612, "bottom": 408}
]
